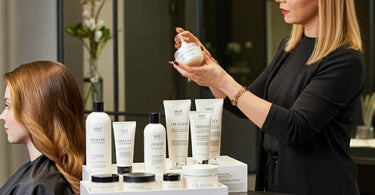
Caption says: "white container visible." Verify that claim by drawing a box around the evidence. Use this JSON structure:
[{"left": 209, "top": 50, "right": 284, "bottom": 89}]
[
  {"left": 86, "top": 101, "right": 112, "bottom": 174},
  {"left": 182, "top": 165, "right": 218, "bottom": 189},
  {"left": 195, "top": 99, "right": 224, "bottom": 163},
  {"left": 81, "top": 181, "right": 228, "bottom": 195},
  {"left": 189, "top": 111, "right": 212, "bottom": 164},
  {"left": 113, "top": 121, "right": 136, "bottom": 174},
  {"left": 163, "top": 100, "right": 191, "bottom": 169},
  {"left": 82, "top": 155, "right": 248, "bottom": 193},
  {"left": 144, "top": 113, "right": 166, "bottom": 176},
  {"left": 174, "top": 36, "right": 204, "bottom": 67},
  {"left": 162, "top": 173, "right": 182, "bottom": 190},
  {"left": 123, "top": 173, "right": 156, "bottom": 191},
  {"left": 89, "top": 174, "right": 120, "bottom": 192}
]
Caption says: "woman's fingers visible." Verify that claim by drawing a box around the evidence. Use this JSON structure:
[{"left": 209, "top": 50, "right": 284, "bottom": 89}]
[
  {"left": 176, "top": 27, "right": 185, "bottom": 33},
  {"left": 173, "top": 63, "right": 192, "bottom": 79}
]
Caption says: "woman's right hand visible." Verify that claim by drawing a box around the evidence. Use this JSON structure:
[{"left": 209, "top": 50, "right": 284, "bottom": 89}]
[
  {"left": 171, "top": 27, "right": 230, "bottom": 98},
  {"left": 174, "top": 27, "right": 202, "bottom": 49},
  {"left": 174, "top": 27, "right": 215, "bottom": 60}
]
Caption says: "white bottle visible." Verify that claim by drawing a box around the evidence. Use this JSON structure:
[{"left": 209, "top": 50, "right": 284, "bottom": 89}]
[
  {"left": 144, "top": 113, "right": 166, "bottom": 177},
  {"left": 86, "top": 101, "right": 112, "bottom": 174}
]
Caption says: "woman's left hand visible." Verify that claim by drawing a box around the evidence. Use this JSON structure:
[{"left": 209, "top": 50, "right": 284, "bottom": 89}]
[{"left": 171, "top": 52, "right": 230, "bottom": 89}]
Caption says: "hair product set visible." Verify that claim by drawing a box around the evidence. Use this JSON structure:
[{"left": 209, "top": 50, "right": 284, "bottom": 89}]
[{"left": 85, "top": 99, "right": 224, "bottom": 192}]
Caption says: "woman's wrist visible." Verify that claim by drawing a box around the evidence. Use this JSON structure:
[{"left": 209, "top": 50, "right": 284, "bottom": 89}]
[{"left": 218, "top": 74, "right": 243, "bottom": 100}]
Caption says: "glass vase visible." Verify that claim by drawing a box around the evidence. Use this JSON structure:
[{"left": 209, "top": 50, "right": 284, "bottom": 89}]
[
  {"left": 84, "top": 57, "right": 103, "bottom": 109},
  {"left": 355, "top": 125, "right": 374, "bottom": 139}
]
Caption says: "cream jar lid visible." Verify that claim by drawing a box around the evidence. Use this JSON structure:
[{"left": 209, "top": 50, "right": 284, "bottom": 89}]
[
  {"left": 92, "top": 174, "right": 119, "bottom": 183},
  {"left": 163, "top": 173, "right": 181, "bottom": 181},
  {"left": 182, "top": 165, "right": 218, "bottom": 176},
  {"left": 123, "top": 172, "right": 155, "bottom": 183}
]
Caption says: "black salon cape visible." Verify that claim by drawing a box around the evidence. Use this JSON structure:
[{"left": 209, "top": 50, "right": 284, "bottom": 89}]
[
  {"left": 0, "top": 155, "right": 73, "bottom": 195},
  {"left": 224, "top": 36, "right": 364, "bottom": 195}
]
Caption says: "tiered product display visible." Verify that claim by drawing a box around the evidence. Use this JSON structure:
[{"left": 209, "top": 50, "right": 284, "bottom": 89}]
[{"left": 81, "top": 99, "right": 247, "bottom": 194}]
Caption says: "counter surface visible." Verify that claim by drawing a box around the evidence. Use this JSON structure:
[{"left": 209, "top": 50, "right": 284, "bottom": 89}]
[{"left": 230, "top": 191, "right": 294, "bottom": 195}]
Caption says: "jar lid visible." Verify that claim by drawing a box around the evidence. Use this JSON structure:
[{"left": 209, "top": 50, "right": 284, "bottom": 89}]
[
  {"left": 118, "top": 166, "right": 132, "bottom": 174},
  {"left": 91, "top": 174, "right": 119, "bottom": 183},
  {"left": 123, "top": 172, "right": 155, "bottom": 183},
  {"left": 163, "top": 173, "right": 180, "bottom": 181},
  {"left": 182, "top": 164, "right": 218, "bottom": 176}
]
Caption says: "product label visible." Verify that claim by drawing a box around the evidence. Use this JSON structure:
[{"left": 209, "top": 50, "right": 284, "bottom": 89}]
[
  {"left": 113, "top": 122, "right": 136, "bottom": 167},
  {"left": 190, "top": 112, "right": 211, "bottom": 162},
  {"left": 144, "top": 126, "right": 166, "bottom": 174},
  {"left": 86, "top": 116, "right": 112, "bottom": 173},
  {"left": 164, "top": 100, "right": 191, "bottom": 164},
  {"left": 195, "top": 99, "right": 223, "bottom": 160},
  {"left": 116, "top": 138, "right": 133, "bottom": 165},
  {"left": 183, "top": 176, "right": 218, "bottom": 189}
]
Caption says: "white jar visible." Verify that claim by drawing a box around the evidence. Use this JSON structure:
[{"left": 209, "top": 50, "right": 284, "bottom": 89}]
[
  {"left": 162, "top": 173, "right": 182, "bottom": 190},
  {"left": 123, "top": 173, "right": 156, "bottom": 191},
  {"left": 89, "top": 174, "right": 120, "bottom": 192},
  {"left": 174, "top": 36, "right": 204, "bottom": 67},
  {"left": 182, "top": 164, "right": 218, "bottom": 189}
]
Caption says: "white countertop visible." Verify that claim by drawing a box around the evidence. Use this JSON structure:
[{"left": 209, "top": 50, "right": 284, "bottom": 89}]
[{"left": 350, "top": 139, "right": 375, "bottom": 148}]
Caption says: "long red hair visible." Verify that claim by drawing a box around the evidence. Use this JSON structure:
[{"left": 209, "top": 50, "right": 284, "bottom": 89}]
[{"left": 4, "top": 61, "right": 85, "bottom": 193}]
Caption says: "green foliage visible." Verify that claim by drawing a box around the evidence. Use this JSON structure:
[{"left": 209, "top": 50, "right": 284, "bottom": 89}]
[{"left": 65, "top": 0, "right": 112, "bottom": 60}]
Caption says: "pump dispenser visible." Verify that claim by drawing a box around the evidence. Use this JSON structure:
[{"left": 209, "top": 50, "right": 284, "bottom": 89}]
[
  {"left": 174, "top": 36, "right": 204, "bottom": 66},
  {"left": 86, "top": 101, "right": 112, "bottom": 173},
  {"left": 144, "top": 113, "right": 166, "bottom": 177}
]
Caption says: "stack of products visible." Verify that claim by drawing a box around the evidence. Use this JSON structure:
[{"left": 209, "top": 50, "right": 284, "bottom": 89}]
[{"left": 81, "top": 99, "right": 246, "bottom": 194}]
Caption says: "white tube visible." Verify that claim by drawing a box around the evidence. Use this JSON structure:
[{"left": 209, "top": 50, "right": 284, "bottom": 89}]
[
  {"left": 189, "top": 111, "right": 212, "bottom": 164},
  {"left": 113, "top": 121, "right": 136, "bottom": 174},
  {"left": 195, "top": 99, "right": 224, "bottom": 162},
  {"left": 163, "top": 100, "right": 191, "bottom": 169}
]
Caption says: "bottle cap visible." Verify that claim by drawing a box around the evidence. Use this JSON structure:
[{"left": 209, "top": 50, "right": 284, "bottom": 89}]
[
  {"left": 118, "top": 166, "right": 132, "bottom": 174},
  {"left": 149, "top": 113, "right": 160, "bottom": 123},
  {"left": 123, "top": 172, "right": 155, "bottom": 183},
  {"left": 91, "top": 174, "right": 119, "bottom": 183},
  {"left": 93, "top": 101, "right": 104, "bottom": 112},
  {"left": 197, "top": 160, "right": 209, "bottom": 164},
  {"left": 163, "top": 173, "right": 180, "bottom": 181}
]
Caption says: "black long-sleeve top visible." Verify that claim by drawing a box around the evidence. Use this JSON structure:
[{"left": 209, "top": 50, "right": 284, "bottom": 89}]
[
  {"left": 225, "top": 35, "right": 364, "bottom": 195},
  {"left": 0, "top": 155, "right": 74, "bottom": 195}
]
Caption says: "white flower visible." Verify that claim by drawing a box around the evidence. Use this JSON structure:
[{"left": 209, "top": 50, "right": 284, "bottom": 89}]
[
  {"left": 95, "top": 0, "right": 101, "bottom": 7},
  {"left": 97, "top": 20, "right": 105, "bottom": 29},
  {"left": 95, "top": 30, "right": 103, "bottom": 42},
  {"left": 82, "top": 10, "right": 90, "bottom": 19},
  {"left": 84, "top": 18, "right": 96, "bottom": 31}
]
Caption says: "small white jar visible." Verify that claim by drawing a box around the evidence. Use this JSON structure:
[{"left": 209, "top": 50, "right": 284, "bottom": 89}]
[
  {"left": 162, "top": 173, "right": 182, "bottom": 190},
  {"left": 89, "top": 174, "right": 120, "bottom": 192},
  {"left": 182, "top": 164, "right": 218, "bottom": 189},
  {"left": 123, "top": 172, "right": 156, "bottom": 191},
  {"left": 174, "top": 37, "right": 204, "bottom": 67}
]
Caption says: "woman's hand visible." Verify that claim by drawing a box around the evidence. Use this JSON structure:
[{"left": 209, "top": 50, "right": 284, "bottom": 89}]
[
  {"left": 173, "top": 54, "right": 231, "bottom": 89},
  {"left": 174, "top": 27, "right": 217, "bottom": 63},
  {"left": 170, "top": 27, "right": 233, "bottom": 97}
]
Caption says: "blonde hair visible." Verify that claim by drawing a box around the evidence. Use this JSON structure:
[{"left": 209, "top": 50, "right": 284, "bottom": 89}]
[
  {"left": 4, "top": 61, "right": 85, "bottom": 193},
  {"left": 285, "top": 0, "right": 362, "bottom": 65}
]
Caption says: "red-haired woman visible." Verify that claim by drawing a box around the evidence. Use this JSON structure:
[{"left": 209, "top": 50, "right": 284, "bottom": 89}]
[{"left": 0, "top": 61, "right": 85, "bottom": 194}]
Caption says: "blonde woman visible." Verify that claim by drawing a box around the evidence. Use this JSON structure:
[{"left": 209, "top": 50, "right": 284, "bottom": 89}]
[
  {"left": 0, "top": 61, "right": 85, "bottom": 194},
  {"left": 170, "top": 0, "right": 364, "bottom": 194}
]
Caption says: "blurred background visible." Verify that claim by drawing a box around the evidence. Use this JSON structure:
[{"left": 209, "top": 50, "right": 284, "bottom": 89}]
[{"left": 0, "top": 0, "right": 374, "bottom": 193}]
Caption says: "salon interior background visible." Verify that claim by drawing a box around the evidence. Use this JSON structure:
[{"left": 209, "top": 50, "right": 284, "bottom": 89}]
[{"left": 0, "top": 0, "right": 374, "bottom": 190}]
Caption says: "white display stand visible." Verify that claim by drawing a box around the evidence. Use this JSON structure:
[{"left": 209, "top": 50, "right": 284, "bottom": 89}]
[
  {"left": 214, "top": 156, "right": 248, "bottom": 193},
  {"left": 350, "top": 138, "right": 375, "bottom": 148},
  {"left": 81, "top": 155, "right": 247, "bottom": 194},
  {"left": 80, "top": 181, "right": 228, "bottom": 195}
]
